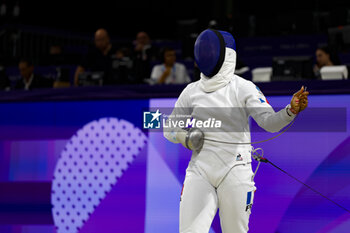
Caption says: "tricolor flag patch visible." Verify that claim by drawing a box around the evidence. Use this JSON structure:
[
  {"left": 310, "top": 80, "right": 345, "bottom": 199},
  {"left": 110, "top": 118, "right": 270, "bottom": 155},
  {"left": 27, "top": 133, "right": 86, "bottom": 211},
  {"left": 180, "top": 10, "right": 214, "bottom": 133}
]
[{"left": 245, "top": 191, "right": 254, "bottom": 212}]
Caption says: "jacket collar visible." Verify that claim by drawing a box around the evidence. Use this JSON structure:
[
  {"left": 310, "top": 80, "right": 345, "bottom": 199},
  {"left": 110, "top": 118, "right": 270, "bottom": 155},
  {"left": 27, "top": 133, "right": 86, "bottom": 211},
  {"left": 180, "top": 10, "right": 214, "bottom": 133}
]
[{"left": 199, "top": 48, "right": 236, "bottom": 93}]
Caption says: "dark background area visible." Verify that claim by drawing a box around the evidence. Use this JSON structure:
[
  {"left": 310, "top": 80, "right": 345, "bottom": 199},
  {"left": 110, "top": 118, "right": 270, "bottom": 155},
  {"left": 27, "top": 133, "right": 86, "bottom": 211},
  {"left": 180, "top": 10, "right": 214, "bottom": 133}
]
[
  {"left": 7, "top": 0, "right": 350, "bottom": 39},
  {"left": 1, "top": 0, "right": 350, "bottom": 84}
]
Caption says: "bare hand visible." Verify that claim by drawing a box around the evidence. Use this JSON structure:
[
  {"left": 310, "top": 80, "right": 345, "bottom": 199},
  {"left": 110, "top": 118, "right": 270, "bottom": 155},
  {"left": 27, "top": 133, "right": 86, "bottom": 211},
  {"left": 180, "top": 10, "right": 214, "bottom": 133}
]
[
  {"left": 299, "top": 89, "right": 309, "bottom": 112},
  {"left": 158, "top": 66, "right": 172, "bottom": 84},
  {"left": 163, "top": 66, "right": 172, "bottom": 76},
  {"left": 291, "top": 86, "right": 309, "bottom": 113}
]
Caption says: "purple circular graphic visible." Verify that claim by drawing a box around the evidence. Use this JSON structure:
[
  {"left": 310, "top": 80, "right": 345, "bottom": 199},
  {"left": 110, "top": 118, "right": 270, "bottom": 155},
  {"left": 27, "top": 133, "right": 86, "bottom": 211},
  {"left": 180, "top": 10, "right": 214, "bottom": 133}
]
[{"left": 51, "top": 118, "right": 147, "bottom": 233}]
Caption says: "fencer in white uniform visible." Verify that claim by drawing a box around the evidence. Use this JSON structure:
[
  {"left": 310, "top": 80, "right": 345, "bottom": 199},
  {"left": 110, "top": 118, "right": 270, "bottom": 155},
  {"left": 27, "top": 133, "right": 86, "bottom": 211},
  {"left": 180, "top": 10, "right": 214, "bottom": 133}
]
[{"left": 163, "top": 29, "right": 309, "bottom": 233}]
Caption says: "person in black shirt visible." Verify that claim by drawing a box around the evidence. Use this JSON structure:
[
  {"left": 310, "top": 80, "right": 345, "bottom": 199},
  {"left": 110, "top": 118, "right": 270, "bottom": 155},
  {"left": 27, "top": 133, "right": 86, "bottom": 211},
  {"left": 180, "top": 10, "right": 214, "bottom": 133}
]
[
  {"left": 131, "top": 31, "right": 158, "bottom": 84},
  {"left": 110, "top": 47, "right": 134, "bottom": 85},
  {"left": 13, "top": 59, "right": 53, "bottom": 90},
  {"left": 74, "top": 28, "right": 117, "bottom": 86}
]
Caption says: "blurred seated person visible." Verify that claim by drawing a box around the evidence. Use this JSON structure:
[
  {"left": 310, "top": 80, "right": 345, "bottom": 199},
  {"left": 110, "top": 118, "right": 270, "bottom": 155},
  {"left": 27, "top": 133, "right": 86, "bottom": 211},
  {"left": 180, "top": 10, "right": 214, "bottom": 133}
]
[
  {"left": 132, "top": 31, "right": 158, "bottom": 84},
  {"left": 150, "top": 47, "right": 190, "bottom": 84},
  {"left": 110, "top": 47, "right": 134, "bottom": 85},
  {"left": 313, "top": 46, "right": 340, "bottom": 79},
  {"left": 74, "top": 28, "right": 116, "bottom": 86},
  {"left": 14, "top": 58, "right": 53, "bottom": 90}
]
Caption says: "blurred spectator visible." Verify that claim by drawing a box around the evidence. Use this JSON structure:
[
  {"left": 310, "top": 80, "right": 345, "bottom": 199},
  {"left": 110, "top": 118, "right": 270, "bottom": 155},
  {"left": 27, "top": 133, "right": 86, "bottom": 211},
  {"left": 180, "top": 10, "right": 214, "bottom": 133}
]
[
  {"left": 110, "top": 47, "right": 133, "bottom": 85},
  {"left": 150, "top": 47, "right": 190, "bottom": 84},
  {"left": 132, "top": 31, "right": 158, "bottom": 83},
  {"left": 14, "top": 58, "right": 53, "bottom": 90},
  {"left": 313, "top": 46, "right": 340, "bottom": 79},
  {"left": 74, "top": 28, "right": 117, "bottom": 86}
]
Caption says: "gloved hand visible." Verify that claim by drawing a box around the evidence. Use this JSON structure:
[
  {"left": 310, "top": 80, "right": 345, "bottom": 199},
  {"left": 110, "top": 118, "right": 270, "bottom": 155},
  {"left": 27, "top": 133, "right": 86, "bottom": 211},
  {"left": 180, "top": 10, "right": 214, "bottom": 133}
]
[{"left": 176, "top": 128, "right": 204, "bottom": 153}]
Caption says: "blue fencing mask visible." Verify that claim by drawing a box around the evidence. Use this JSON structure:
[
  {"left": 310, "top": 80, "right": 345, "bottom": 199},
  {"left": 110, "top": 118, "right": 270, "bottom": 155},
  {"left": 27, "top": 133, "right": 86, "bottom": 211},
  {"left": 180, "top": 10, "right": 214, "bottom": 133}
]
[{"left": 194, "top": 29, "right": 236, "bottom": 78}]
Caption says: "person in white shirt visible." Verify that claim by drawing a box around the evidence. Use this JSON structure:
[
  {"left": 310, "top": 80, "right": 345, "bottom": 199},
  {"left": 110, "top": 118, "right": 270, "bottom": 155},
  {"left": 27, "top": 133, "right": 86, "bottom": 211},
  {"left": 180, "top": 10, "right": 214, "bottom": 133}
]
[
  {"left": 163, "top": 29, "right": 309, "bottom": 233},
  {"left": 150, "top": 47, "right": 191, "bottom": 84}
]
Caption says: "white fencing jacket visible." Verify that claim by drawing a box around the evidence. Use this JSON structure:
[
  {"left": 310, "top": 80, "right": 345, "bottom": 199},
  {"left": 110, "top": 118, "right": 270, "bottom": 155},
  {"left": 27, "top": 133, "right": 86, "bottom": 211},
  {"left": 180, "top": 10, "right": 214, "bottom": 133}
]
[{"left": 164, "top": 48, "right": 296, "bottom": 186}]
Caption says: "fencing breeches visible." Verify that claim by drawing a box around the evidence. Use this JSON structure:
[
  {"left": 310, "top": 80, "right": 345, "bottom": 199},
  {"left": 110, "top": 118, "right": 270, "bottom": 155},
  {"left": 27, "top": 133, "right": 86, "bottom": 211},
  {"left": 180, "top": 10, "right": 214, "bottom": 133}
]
[{"left": 180, "top": 163, "right": 256, "bottom": 233}]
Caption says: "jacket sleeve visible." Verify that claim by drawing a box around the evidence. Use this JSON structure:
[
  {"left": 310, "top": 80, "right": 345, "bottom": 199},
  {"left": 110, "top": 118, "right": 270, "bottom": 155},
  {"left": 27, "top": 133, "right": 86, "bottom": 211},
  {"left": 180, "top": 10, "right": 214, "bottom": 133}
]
[
  {"left": 240, "top": 80, "right": 296, "bottom": 133},
  {"left": 163, "top": 85, "right": 192, "bottom": 143}
]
